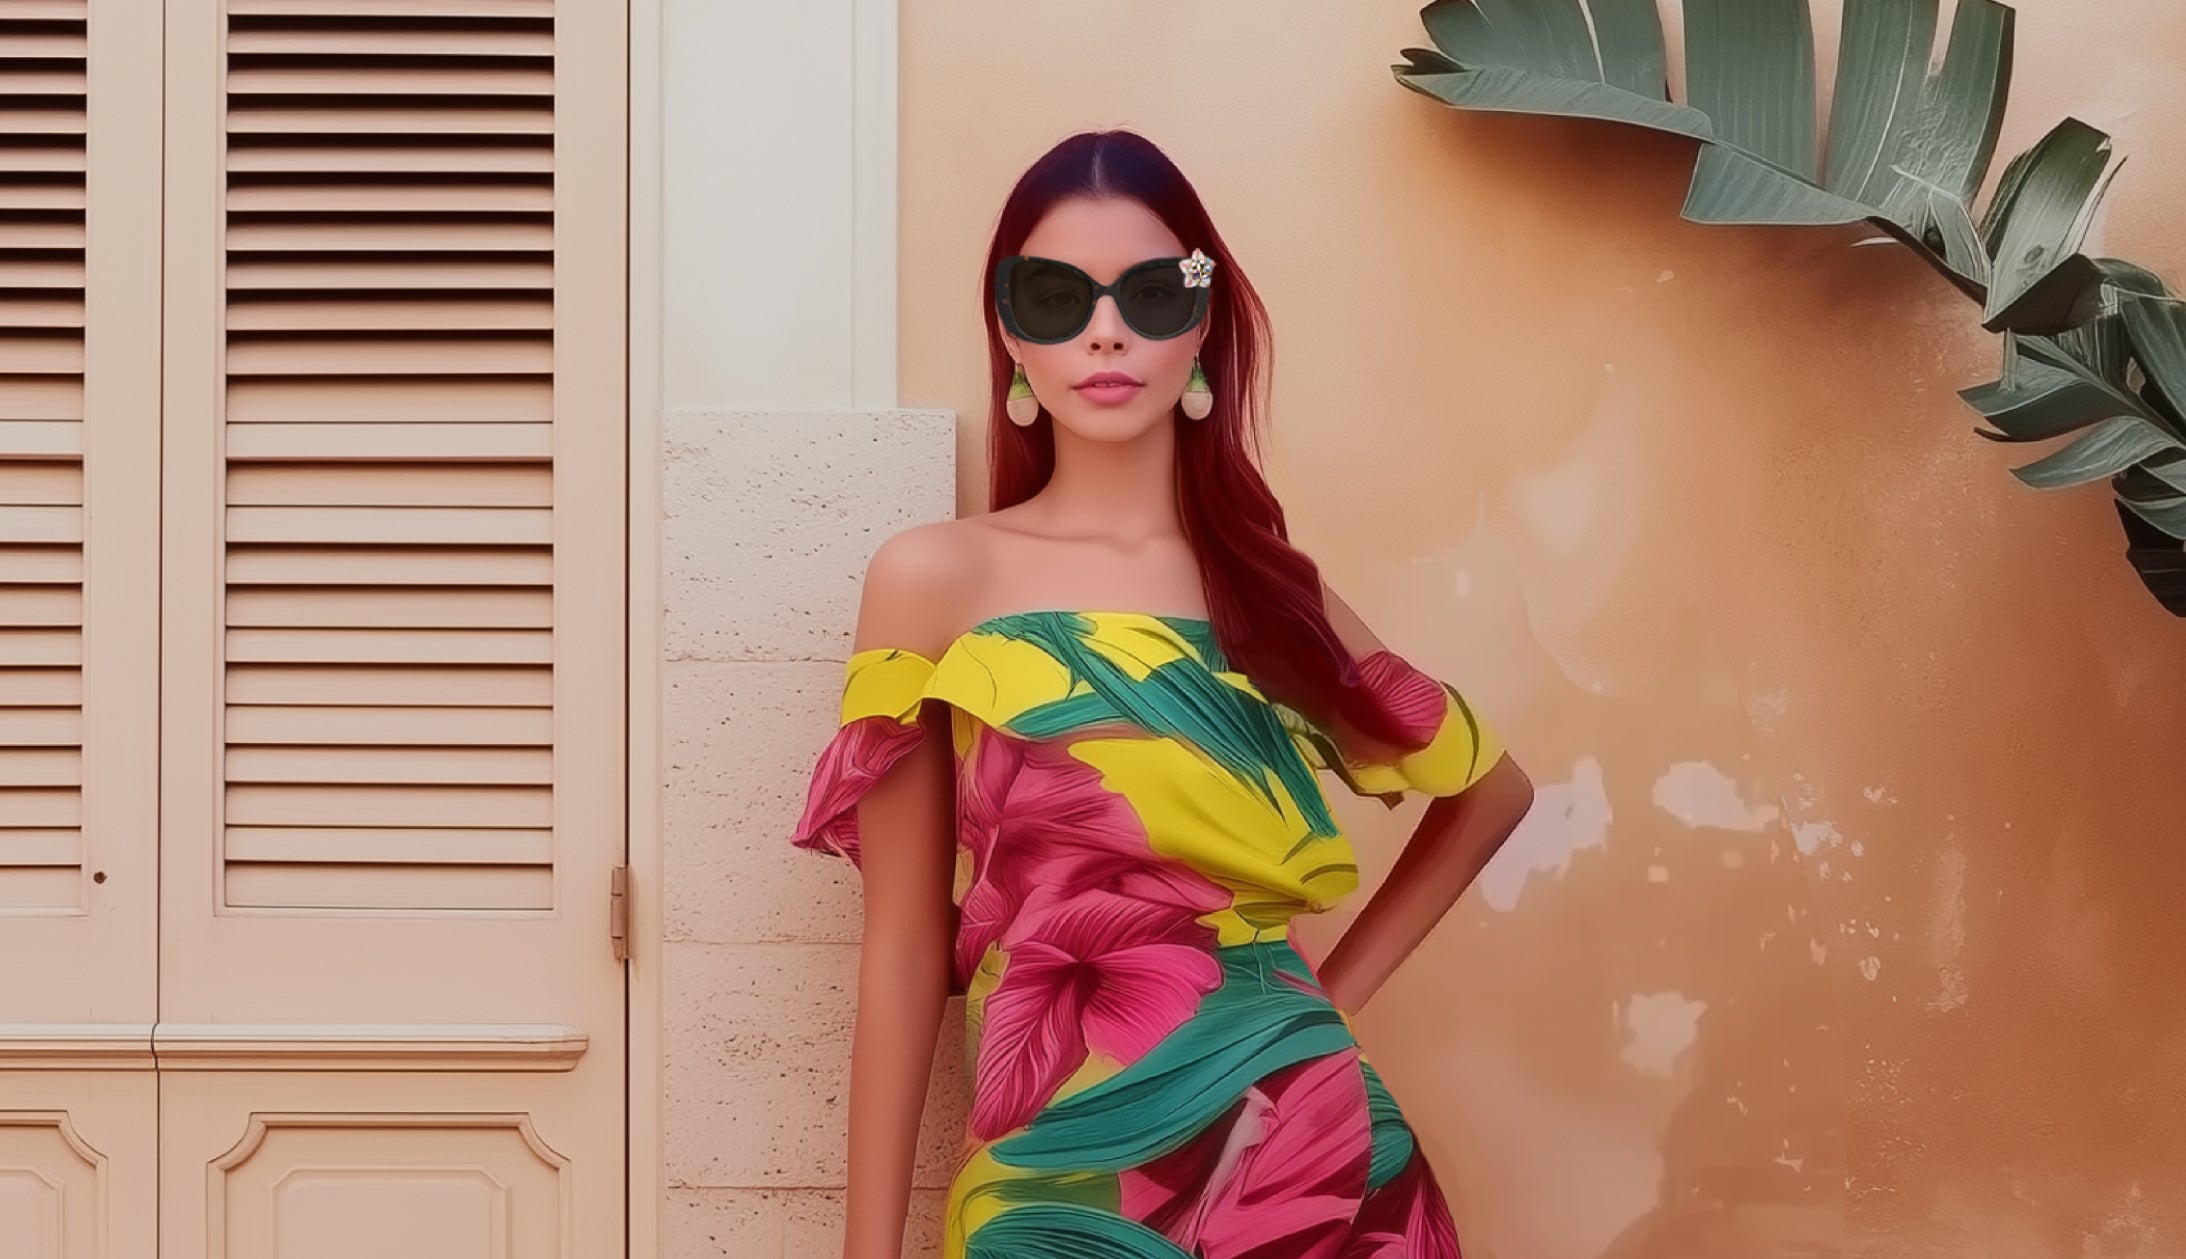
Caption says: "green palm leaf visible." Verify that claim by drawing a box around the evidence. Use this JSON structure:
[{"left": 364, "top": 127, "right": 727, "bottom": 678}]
[
  {"left": 966, "top": 1202, "right": 1193, "bottom": 1259},
  {"left": 1397, "top": 0, "right": 2186, "bottom": 614},
  {"left": 1003, "top": 612, "right": 1344, "bottom": 838},
  {"left": 991, "top": 945, "right": 1350, "bottom": 1172}
]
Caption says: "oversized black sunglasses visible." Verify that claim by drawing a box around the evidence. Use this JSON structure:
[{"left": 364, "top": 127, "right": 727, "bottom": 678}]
[{"left": 994, "top": 249, "right": 1215, "bottom": 344}]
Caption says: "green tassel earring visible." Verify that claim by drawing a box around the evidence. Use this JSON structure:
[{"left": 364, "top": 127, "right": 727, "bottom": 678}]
[
  {"left": 1006, "top": 361, "right": 1039, "bottom": 426},
  {"left": 1180, "top": 355, "right": 1212, "bottom": 420}
]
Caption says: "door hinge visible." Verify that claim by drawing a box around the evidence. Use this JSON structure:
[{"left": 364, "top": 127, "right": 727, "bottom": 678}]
[{"left": 609, "top": 865, "right": 631, "bottom": 962}]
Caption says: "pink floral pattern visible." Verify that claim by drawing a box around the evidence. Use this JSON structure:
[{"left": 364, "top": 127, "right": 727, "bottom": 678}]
[{"left": 787, "top": 610, "right": 1497, "bottom": 1257}]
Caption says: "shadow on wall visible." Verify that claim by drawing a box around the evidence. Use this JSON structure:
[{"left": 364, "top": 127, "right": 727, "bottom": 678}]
[{"left": 1298, "top": 108, "right": 2186, "bottom": 1259}]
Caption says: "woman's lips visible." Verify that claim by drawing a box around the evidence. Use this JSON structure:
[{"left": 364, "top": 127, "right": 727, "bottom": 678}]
[{"left": 1074, "top": 380, "right": 1142, "bottom": 404}]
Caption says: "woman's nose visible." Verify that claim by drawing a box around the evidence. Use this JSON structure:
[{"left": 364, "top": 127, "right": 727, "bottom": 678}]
[{"left": 1083, "top": 293, "right": 1128, "bottom": 343}]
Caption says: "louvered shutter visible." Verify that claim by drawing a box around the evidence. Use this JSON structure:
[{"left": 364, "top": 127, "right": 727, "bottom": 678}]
[
  {"left": 213, "top": 0, "right": 568, "bottom": 912},
  {"left": 0, "top": 0, "right": 161, "bottom": 1024},
  {"left": 158, "top": 0, "right": 626, "bottom": 1249}
]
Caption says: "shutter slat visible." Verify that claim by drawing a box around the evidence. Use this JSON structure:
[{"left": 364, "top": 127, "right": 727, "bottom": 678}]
[
  {"left": 0, "top": 221, "right": 87, "bottom": 248},
  {"left": 227, "top": 588, "right": 552, "bottom": 628},
  {"left": 227, "top": 0, "right": 557, "bottom": 17},
  {"left": 0, "top": 586, "right": 78, "bottom": 626},
  {"left": 225, "top": 546, "right": 553, "bottom": 585},
  {"left": 0, "top": 548, "right": 84, "bottom": 583},
  {"left": 227, "top": 65, "right": 552, "bottom": 95},
  {"left": 225, "top": 826, "right": 552, "bottom": 865},
  {"left": 226, "top": 376, "right": 551, "bottom": 422},
  {"left": 0, "top": 337, "right": 87, "bottom": 373},
  {"left": 227, "top": 180, "right": 553, "bottom": 213},
  {"left": 0, "top": 71, "right": 85, "bottom": 95},
  {"left": 224, "top": 864, "right": 551, "bottom": 911},
  {"left": 0, "top": 34, "right": 88, "bottom": 57},
  {"left": 226, "top": 664, "right": 550, "bottom": 706},
  {"left": 0, "top": 668, "right": 81, "bottom": 706},
  {"left": 228, "top": 463, "right": 547, "bottom": 506},
  {"left": 0, "top": 461, "right": 80, "bottom": 499},
  {"left": 227, "top": 219, "right": 553, "bottom": 250},
  {"left": 0, "top": 746, "right": 79, "bottom": 786},
  {"left": 0, "top": 109, "right": 86, "bottom": 136},
  {"left": 0, "top": 3, "right": 86, "bottom": 22},
  {"left": 0, "top": 867, "right": 77, "bottom": 911},
  {"left": 0, "top": 149, "right": 88, "bottom": 174},
  {"left": 1, "top": 787, "right": 79, "bottom": 827},
  {"left": 226, "top": 744, "right": 551, "bottom": 784},
  {"left": 226, "top": 423, "right": 552, "bottom": 460},
  {"left": 0, "top": 706, "right": 78, "bottom": 743},
  {"left": 228, "top": 105, "right": 552, "bottom": 136},
  {"left": 226, "top": 506, "right": 551, "bottom": 544},
  {"left": 227, "top": 256, "right": 552, "bottom": 288},
  {"left": 0, "top": 629, "right": 81, "bottom": 666},
  {"left": 0, "top": 180, "right": 89, "bottom": 210},
  {"left": 226, "top": 628, "right": 553, "bottom": 664},
  {"left": 0, "top": 831, "right": 81, "bottom": 866},
  {"left": 226, "top": 297, "right": 553, "bottom": 332},
  {"left": 226, "top": 29, "right": 553, "bottom": 58},
  {"left": 226, "top": 144, "right": 553, "bottom": 175},
  {"left": 227, "top": 705, "right": 550, "bottom": 744},
  {"left": 0, "top": 258, "right": 89, "bottom": 286},
  {"left": 0, "top": 505, "right": 81, "bottom": 544},
  {"left": 224, "top": 337, "right": 554, "bottom": 375},
  {"left": 226, "top": 783, "right": 554, "bottom": 828},
  {"left": 0, "top": 299, "right": 90, "bottom": 329}
]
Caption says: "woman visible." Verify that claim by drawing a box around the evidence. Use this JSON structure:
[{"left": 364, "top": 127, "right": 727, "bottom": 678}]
[{"left": 790, "top": 128, "right": 1535, "bottom": 1259}]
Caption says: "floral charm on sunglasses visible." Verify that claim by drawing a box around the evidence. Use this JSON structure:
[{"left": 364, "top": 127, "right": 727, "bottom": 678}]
[{"left": 1179, "top": 248, "right": 1216, "bottom": 289}]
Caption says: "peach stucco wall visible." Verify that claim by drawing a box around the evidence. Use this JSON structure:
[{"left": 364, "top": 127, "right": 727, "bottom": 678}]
[{"left": 898, "top": 2, "right": 2186, "bottom": 1256}]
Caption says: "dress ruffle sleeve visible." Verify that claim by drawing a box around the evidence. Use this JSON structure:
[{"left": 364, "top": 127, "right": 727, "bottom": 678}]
[
  {"left": 788, "top": 645, "right": 942, "bottom": 871},
  {"left": 1276, "top": 648, "right": 1506, "bottom": 808}
]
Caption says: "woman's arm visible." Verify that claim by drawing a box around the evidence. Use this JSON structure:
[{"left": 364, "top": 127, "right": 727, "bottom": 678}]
[
  {"left": 1316, "top": 756, "right": 1533, "bottom": 1014},
  {"left": 1307, "top": 579, "right": 1536, "bottom": 1016},
  {"left": 837, "top": 528, "right": 968, "bottom": 1259}
]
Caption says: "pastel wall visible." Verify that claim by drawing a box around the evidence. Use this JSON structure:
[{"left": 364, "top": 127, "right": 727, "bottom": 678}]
[{"left": 899, "top": 2, "right": 2186, "bottom": 1256}]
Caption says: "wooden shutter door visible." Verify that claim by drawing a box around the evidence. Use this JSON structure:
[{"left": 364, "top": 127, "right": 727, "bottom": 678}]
[
  {"left": 0, "top": 1, "right": 162, "bottom": 1252},
  {"left": 156, "top": 1, "right": 627, "bottom": 1255}
]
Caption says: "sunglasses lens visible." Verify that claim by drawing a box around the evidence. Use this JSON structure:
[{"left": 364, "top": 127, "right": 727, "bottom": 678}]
[
  {"left": 1008, "top": 259, "right": 1093, "bottom": 341},
  {"left": 1116, "top": 263, "right": 1198, "bottom": 338}
]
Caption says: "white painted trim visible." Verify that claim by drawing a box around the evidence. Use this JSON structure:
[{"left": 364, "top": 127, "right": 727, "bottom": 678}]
[
  {"left": 854, "top": 0, "right": 900, "bottom": 408},
  {"left": 628, "top": 2, "right": 666, "bottom": 1259}
]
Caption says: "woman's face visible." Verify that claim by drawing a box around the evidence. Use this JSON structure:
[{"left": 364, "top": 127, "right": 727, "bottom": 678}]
[{"left": 1004, "top": 196, "right": 1208, "bottom": 444}]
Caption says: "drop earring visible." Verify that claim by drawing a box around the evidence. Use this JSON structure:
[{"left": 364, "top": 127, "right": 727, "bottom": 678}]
[
  {"left": 1006, "top": 361, "right": 1040, "bottom": 427},
  {"left": 1180, "top": 355, "right": 1213, "bottom": 420}
]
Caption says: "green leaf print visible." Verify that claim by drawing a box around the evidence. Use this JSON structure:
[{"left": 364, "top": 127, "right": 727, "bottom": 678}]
[
  {"left": 996, "top": 612, "right": 1343, "bottom": 839},
  {"left": 991, "top": 945, "right": 1352, "bottom": 1172},
  {"left": 956, "top": 1167, "right": 1120, "bottom": 1221},
  {"left": 966, "top": 1201, "right": 1195, "bottom": 1259},
  {"left": 1360, "top": 1057, "right": 1416, "bottom": 1191}
]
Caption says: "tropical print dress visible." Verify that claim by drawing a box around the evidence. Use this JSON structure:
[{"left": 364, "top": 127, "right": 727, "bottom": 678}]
[{"left": 789, "top": 608, "right": 1505, "bottom": 1258}]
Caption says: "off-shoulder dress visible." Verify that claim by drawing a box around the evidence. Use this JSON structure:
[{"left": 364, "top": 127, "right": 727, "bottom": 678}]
[{"left": 789, "top": 608, "right": 1504, "bottom": 1258}]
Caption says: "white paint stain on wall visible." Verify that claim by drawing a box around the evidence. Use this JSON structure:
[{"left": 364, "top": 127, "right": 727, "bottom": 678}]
[
  {"left": 1790, "top": 816, "right": 1842, "bottom": 856},
  {"left": 1475, "top": 757, "right": 1612, "bottom": 912},
  {"left": 1653, "top": 761, "right": 1780, "bottom": 831},
  {"left": 1618, "top": 991, "right": 1707, "bottom": 1077}
]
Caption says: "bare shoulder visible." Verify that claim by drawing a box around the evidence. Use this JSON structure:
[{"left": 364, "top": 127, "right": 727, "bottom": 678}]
[{"left": 851, "top": 520, "right": 988, "bottom": 660}]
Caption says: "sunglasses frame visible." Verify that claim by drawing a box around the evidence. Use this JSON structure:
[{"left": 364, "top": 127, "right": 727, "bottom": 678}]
[{"left": 993, "top": 253, "right": 1213, "bottom": 344}]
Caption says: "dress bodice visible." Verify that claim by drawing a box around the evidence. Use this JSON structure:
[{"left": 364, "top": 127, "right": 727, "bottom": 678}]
[{"left": 789, "top": 608, "right": 1504, "bottom": 992}]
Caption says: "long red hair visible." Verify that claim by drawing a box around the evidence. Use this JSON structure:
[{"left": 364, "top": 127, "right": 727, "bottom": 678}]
[{"left": 979, "top": 128, "right": 1423, "bottom": 751}]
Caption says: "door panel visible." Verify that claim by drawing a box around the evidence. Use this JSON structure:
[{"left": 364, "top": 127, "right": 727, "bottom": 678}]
[
  {"left": 0, "top": 4, "right": 163, "bottom": 1249},
  {"left": 0, "top": 1073, "right": 159, "bottom": 1259},
  {"left": 156, "top": 0, "right": 628, "bottom": 1253}
]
